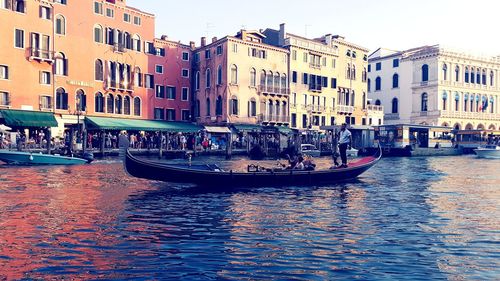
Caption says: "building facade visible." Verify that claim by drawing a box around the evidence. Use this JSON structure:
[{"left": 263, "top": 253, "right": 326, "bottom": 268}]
[
  {"left": 192, "top": 30, "right": 289, "bottom": 126},
  {"left": 0, "top": 0, "right": 192, "bottom": 135},
  {"left": 264, "top": 24, "right": 383, "bottom": 130},
  {"left": 369, "top": 45, "right": 500, "bottom": 130}
]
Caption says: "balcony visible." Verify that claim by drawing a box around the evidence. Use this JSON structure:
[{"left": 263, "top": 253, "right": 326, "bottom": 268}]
[
  {"left": 309, "top": 63, "right": 321, "bottom": 69},
  {"left": 366, "top": 104, "right": 384, "bottom": 112},
  {"left": 258, "top": 114, "right": 290, "bottom": 124},
  {"left": 336, "top": 105, "right": 354, "bottom": 114},
  {"left": 385, "top": 113, "right": 400, "bottom": 120},
  {"left": 308, "top": 84, "right": 322, "bottom": 92},
  {"left": 104, "top": 80, "right": 134, "bottom": 92},
  {"left": 258, "top": 85, "right": 290, "bottom": 96},
  {"left": 306, "top": 104, "right": 326, "bottom": 112},
  {"left": 113, "top": 43, "right": 126, "bottom": 53},
  {"left": 29, "top": 48, "right": 54, "bottom": 62},
  {"left": 440, "top": 110, "right": 500, "bottom": 121}
]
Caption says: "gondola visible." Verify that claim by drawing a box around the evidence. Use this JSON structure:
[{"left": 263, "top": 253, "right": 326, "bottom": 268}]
[{"left": 124, "top": 147, "right": 382, "bottom": 187}]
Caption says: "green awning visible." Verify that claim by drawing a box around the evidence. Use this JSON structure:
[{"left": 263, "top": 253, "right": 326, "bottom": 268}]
[
  {"left": 85, "top": 116, "right": 202, "bottom": 133},
  {"left": 232, "top": 124, "right": 262, "bottom": 132},
  {"left": 277, "top": 126, "right": 293, "bottom": 134},
  {"left": 0, "top": 109, "right": 58, "bottom": 128}
]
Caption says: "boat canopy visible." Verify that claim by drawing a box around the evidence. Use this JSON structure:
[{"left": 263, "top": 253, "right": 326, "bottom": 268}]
[
  {"left": 0, "top": 109, "right": 58, "bottom": 128},
  {"left": 85, "top": 116, "right": 202, "bottom": 133}
]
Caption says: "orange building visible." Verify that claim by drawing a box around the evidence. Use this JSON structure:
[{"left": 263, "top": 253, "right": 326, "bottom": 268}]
[{"left": 0, "top": 0, "right": 192, "bottom": 136}]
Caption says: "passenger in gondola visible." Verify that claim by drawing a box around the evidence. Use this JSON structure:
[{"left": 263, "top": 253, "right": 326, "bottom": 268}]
[
  {"left": 284, "top": 153, "right": 299, "bottom": 169},
  {"left": 293, "top": 156, "right": 305, "bottom": 170},
  {"left": 303, "top": 155, "right": 316, "bottom": 171}
]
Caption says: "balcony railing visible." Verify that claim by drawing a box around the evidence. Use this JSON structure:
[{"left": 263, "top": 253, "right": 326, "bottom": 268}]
[
  {"left": 29, "top": 48, "right": 54, "bottom": 62},
  {"left": 336, "top": 105, "right": 354, "bottom": 114},
  {"left": 309, "top": 63, "right": 321, "bottom": 69},
  {"left": 309, "top": 84, "right": 322, "bottom": 92},
  {"left": 367, "top": 104, "right": 384, "bottom": 112},
  {"left": 385, "top": 113, "right": 400, "bottom": 120},
  {"left": 306, "top": 104, "right": 326, "bottom": 112},
  {"left": 113, "top": 43, "right": 126, "bottom": 53},
  {"left": 440, "top": 110, "right": 500, "bottom": 121},
  {"left": 258, "top": 114, "right": 290, "bottom": 123},
  {"left": 258, "top": 84, "right": 290, "bottom": 96},
  {"left": 104, "top": 80, "right": 134, "bottom": 92}
]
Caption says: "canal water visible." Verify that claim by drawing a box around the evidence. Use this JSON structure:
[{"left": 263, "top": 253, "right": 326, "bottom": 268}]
[{"left": 0, "top": 156, "right": 498, "bottom": 280}]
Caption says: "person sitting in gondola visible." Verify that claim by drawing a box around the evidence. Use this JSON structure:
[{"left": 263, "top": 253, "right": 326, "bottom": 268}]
[
  {"left": 284, "top": 153, "right": 300, "bottom": 169},
  {"left": 293, "top": 156, "right": 305, "bottom": 170},
  {"left": 303, "top": 155, "right": 316, "bottom": 171}
]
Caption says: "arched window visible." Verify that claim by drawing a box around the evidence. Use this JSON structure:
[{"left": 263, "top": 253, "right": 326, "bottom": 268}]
[
  {"left": 362, "top": 67, "right": 367, "bottom": 82},
  {"left": 76, "top": 89, "right": 86, "bottom": 111},
  {"left": 230, "top": 96, "right": 238, "bottom": 115},
  {"left": 274, "top": 72, "right": 280, "bottom": 89},
  {"left": 275, "top": 100, "right": 280, "bottom": 117},
  {"left": 206, "top": 98, "right": 211, "bottom": 116},
  {"left": 115, "top": 95, "right": 122, "bottom": 114},
  {"left": 454, "top": 92, "right": 460, "bottom": 111},
  {"left": 490, "top": 96, "right": 495, "bottom": 114},
  {"left": 281, "top": 74, "right": 287, "bottom": 92},
  {"left": 94, "top": 24, "right": 103, "bottom": 43},
  {"left": 464, "top": 93, "right": 469, "bottom": 111},
  {"left": 124, "top": 96, "right": 131, "bottom": 115},
  {"left": 230, "top": 64, "right": 238, "bottom": 84},
  {"left": 205, "top": 69, "right": 211, "bottom": 88},
  {"left": 421, "top": 93, "right": 428, "bottom": 111},
  {"left": 217, "top": 65, "right": 222, "bottom": 85},
  {"left": 351, "top": 64, "right": 356, "bottom": 80},
  {"left": 132, "top": 34, "right": 141, "bottom": 51},
  {"left": 490, "top": 71, "right": 494, "bottom": 87},
  {"left": 392, "top": 73, "right": 399, "bottom": 88},
  {"left": 55, "top": 88, "right": 68, "bottom": 110},
  {"left": 123, "top": 32, "right": 131, "bottom": 49},
  {"left": 250, "top": 68, "right": 256, "bottom": 87},
  {"left": 249, "top": 98, "right": 257, "bottom": 117},
  {"left": 465, "top": 67, "right": 469, "bottom": 83},
  {"left": 482, "top": 69, "right": 487, "bottom": 85},
  {"left": 95, "top": 59, "right": 103, "bottom": 81},
  {"left": 375, "top": 99, "right": 381, "bottom": 106},
  {"left": 195, "top": 71, "right": 200, "bottom": 90},
  {"left": 347, "top": 64, "right": 351, "bottom": 79},
  {"left": 267, "top": 71, "right": 273, "bottom": 90},
  {"left": 375, "top": 77, "right": 381, "bottom": 91},
  {"left": 260, "top": 70, "right": 266, "bottom": 87},
  {"left": 471, "top": 68, "right": 475, "bottom": 84},
  {"left": 55, "top": 15, "right": 66, "bottom": 35},
  {"left": 134, "top": 66, "right": 142, "bottom": 87},
  {"left": 133, "top": 97, "right": 141, "bottom": 116},
  {"left": 476, "top": 69, "right": 481, "bottom": 84},
  {"left": 455, "top": 65, "right": 460, "bottom": 82},
  {"left": 422, "top": 64, "right": 429, "bottom": 82},
  {"left": 442, "top": 64, "right": 447, "bottom": 80},
  {"left": 55, "top": 53, "right": 67, "bottom": 76},
  {"left": 107, "top": 94, "right": 114, "bottom": 113},
  {"left": 392, "top": 98, "right": 398, "bottom": 113},
  {"left": 367, "top": 78, "right": 371, "bottom": 92},
  {"left": 95, "top": 92, "right": 104, "bottom": 113},
  {"left": 442, "top": 91, "right": 448, "bottom": 110},
  {"left": 216, "top": 95, "right": 223, "bottom": 116}
]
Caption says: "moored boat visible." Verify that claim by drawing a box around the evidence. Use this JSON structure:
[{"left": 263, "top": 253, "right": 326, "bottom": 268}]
[
  {"left": 474, "top": 145, "right": 500, "bottom": 159},
  {"left": 0, "top": 150, "right": 93, "bottom": 165},
  {"left": 124, "top": 147, "right": 382, "bottom": 187}
]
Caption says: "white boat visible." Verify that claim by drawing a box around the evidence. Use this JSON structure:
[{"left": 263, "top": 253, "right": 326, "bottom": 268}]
[
  {"left": 300, "top": 144, "right": 321, "bottom": 157},
  {"left": 474, "top": 145, "right": 500, "bottom": 159}
]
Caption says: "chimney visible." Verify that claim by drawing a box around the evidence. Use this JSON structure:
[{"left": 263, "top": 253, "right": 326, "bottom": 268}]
[
  {"left": 189, "top": 41, "right": 196, "bottom": 50},
  {"left": 201, "top": 37, "right": 206, "bottom": 47},
  {"left": 212, "top": 37, "right": 217, "bottom": 43},
  {"left": 161, "top": 35, "right": 168, "bottom": 40},
  {"left": 279, "top": 23, "right": 286, "bottom": 46},
  {"left": 325, "top": 34, "right": 332, "bottom": 46}
]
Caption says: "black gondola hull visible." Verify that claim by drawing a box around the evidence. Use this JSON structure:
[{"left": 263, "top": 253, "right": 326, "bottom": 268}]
[{"left": 124, "top": 149, "right": 381, "bottom": 187}]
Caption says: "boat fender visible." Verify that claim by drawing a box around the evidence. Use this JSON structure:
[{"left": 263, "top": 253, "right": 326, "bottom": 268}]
[{"left": 29, "top": 154, "right": 34, "bottom": 161}]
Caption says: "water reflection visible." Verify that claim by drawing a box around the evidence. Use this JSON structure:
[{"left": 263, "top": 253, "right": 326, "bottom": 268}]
[{"left": 0, "top": 156, "right": 498, "bottom": 280}]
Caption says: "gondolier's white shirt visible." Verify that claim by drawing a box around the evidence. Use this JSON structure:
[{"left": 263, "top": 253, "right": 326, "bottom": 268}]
[{"left": 339, "top": 129, "right": 351, "bottom": 145}]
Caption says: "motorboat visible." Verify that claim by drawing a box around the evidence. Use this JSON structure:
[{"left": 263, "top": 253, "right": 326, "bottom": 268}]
[
  {"left": 474, "top": 145, "right": 500, "bottom": 159},
  {"left": 124, "top": 147, "right": 382, "bottom": 187},
  {"left": 0, "top": 150, "right": 93, "bottom": 165}
]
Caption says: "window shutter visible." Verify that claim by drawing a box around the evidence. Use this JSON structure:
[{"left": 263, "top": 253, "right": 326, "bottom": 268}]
[
  {"left": 173, "top": 87, "right": 176, "bottom": 99},
  {"left": 39, "top": 71, "right": 43, "bottom": 84},
  {"left": 63, "top": 92, "right": 68, "bottom": 109},
  {"left": 229, "top": 100, "right": 233, "bottom": 115},
  {"left": 247, "top": 101, "right": 250, "bottom": 117}
]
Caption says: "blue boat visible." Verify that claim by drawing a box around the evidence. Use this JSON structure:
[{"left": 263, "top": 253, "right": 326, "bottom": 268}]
[{"left": 0, "top": 150, "right": 92, "bottom": 165}]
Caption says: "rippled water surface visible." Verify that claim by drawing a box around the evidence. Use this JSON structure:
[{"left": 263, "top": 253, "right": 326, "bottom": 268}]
[{"left": 0, "top": 156, "right": 499, "bottom": 280}]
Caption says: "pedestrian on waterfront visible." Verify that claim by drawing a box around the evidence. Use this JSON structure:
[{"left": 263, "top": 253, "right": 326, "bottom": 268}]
[{"left": 338, "top": 123, "right": 352, "bottom": 168}]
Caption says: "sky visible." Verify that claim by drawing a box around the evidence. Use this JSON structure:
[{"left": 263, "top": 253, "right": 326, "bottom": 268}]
[{"left": 128, "top": 0, "right": 500, "bottom": 56}]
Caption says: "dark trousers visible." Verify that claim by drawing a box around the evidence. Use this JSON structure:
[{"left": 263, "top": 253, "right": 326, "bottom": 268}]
[{"left": 339, "top": 143, "right": 348, "bottom": 165}]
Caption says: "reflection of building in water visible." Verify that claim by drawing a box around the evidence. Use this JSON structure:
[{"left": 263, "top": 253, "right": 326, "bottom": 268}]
[{"left": 369, "top": 45, "right": 500, "bottom": 130}]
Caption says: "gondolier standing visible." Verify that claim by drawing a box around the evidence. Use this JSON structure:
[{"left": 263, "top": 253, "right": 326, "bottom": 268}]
[{"left": 338, "top": 123, "right": 352, "bottom": 168}]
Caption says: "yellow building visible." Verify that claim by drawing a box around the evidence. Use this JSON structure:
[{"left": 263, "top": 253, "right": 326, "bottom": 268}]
[
  {"left": 264, "top": 24, "right": 383, "bottom": 129},
  {"left": 192, "top": 30, "right": 289, "bottom": 126}
]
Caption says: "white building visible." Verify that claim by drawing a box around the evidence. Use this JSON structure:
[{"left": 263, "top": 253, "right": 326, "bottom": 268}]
[{"left": 368, "top": 45, "right": 500, "bottom": 130}]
